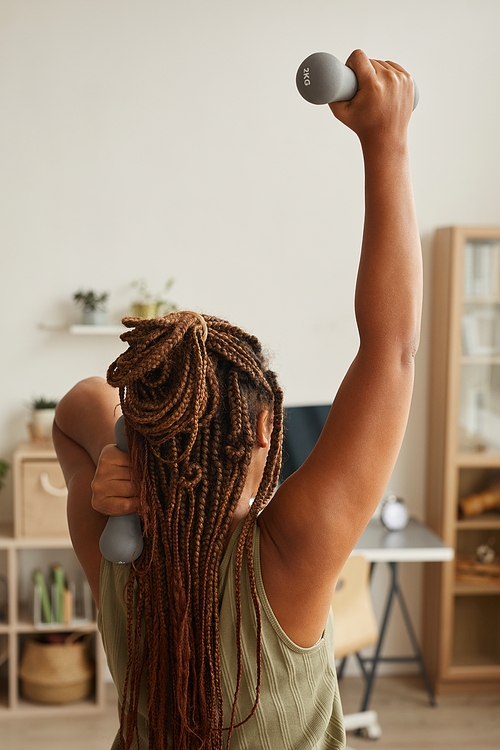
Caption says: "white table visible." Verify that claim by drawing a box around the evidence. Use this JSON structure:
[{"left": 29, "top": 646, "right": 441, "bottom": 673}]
[
  {"left": 343, "top": 518, "right": 454, "bottom": 712},
  {"left": 353, "top": 517, "right": 454, "bottom": 564}
]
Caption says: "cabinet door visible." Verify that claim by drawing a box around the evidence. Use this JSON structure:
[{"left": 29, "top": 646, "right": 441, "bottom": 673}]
[
  {"left": 460, "top": 238, "right": 500, "bottom": 455},
  {"left": 20, "top": 461, "right": 69, "bottom": 537}
]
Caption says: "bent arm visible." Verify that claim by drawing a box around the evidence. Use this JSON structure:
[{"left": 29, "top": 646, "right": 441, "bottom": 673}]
[
  {"left": 259, "top": 51, "right": 423, "bottom": 646},
  {"left": 53, "top": 377, "right": 125, "bottom": 604}
]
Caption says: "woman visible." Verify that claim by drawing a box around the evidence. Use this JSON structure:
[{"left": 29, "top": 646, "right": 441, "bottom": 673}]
[{"left": 53, "top": 50, "right": 422, "bottom": 750}]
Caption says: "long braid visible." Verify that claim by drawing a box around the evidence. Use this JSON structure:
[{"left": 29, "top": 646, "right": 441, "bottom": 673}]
[{"left": 107, "top": 312, "right": 283, "bottom": 749}]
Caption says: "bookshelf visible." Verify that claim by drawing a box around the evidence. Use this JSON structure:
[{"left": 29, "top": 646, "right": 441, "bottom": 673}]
[
  {"left": 424, "top": 227, "right": 500, "bottom": 694},
  {"left": 0, "top": 443, "right": 106, "bottom": 716}
]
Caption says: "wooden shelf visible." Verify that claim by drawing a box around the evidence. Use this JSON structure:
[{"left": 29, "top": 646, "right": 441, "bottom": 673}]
[
  {"left": 424, "top": 226, "right": 500, "bottom": 695},
  {"left": 449, "top": 661, "right": 500, "bottom": 676},
  {"left": 456, "top": 453, "right": 500, "bottom": 467},
  {"left": 461, "top": 356, "right": 500, "bottom": 364},
  {"left": 456, "top": 513, "right": 500, "bottom": 529},
  {"left": 454, "top": 581, "right": 500, "bottom": 596},
  {"left": 463, "top": 297, "right": 500, "bottom": 304}
]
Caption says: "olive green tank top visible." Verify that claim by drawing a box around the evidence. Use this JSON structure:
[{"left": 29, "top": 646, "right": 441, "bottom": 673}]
[{"left": 98, "top": 520, "right": 346, "bottom": 749}]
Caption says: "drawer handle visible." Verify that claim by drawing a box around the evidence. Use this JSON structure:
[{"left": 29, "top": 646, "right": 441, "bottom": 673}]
[{"left": 40, "top": 471, "right": 67, "bottom": 497}]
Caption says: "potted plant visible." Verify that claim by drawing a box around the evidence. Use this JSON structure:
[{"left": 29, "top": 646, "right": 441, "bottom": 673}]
[
  {"left": 130, "top": 278, "right": 177, "bottom": 318},
  {"left": 0, "top": 459, "right": 9, "bottom": 493},
  {"left": 73, "top": 289, "right": 109, "bottom": 325},
  {"left": 29, "top": 397, "right": 58, "bottom": 442},
  {"left": 0, "top": 460, "right": 9, "bottom": 527}
]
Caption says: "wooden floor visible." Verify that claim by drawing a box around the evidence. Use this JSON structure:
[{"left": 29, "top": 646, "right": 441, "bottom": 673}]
[
  {"left": 1, "top": 676, "right": 499, "bottom": 749},
  {"left": 340, "top": 675, "right": 500, "bottom": 750}
]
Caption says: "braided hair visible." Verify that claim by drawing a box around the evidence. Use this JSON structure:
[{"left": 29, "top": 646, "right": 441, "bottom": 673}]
[{"left": 106, "top": 311, "right": 283, "bottom": 749}]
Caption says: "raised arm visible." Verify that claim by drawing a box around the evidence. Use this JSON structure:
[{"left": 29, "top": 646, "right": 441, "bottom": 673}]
[
  {"left": 53, "top": 377, "right": 137, "bottom": 604},
  {"left": 259, "top": 50, "right": 423, "bottom": 646}
]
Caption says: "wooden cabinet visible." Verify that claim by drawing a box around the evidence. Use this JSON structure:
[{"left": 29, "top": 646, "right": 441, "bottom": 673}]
[
  {"left": 424, "top": 226, "right": 500, "bottom": 694},
  {"left": 0, "top": 443, "right": 106, "bottom": 715}
]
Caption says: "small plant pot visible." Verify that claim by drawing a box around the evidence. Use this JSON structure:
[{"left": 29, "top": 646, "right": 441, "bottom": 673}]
[
  {"left": 82, "top": 309, "right": 107, "bottom": 326},
  {"left": 30, "top": 409, "right": 56, "bottom": 441},
  {"left": 131, "top": 303, "right": 158, "bottom": 319}
]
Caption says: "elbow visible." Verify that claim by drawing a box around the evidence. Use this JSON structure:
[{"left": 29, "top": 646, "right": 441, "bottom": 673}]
[
  {"left": 395, "top": 321, "right": 421, "bottom": 370},
  {"left": 358, "top": 315, "right": 421, "bottom": 365},
  {"left": 356, "top": 290, "right": 422, "bottom": 362},
  {"left": 404, "top": 323, "right": 421, "bottom": 363},
  {"left": 54, "top": 377, "right": 107, "bottom": 434}
]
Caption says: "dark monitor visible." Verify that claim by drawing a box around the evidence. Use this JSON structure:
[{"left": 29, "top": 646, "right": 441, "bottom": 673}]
[{"left": 280, "top": 404, "right": 331, "bottom": 482}]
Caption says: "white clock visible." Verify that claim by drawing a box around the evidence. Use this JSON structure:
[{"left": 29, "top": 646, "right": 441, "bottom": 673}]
[{"left": 380, "top": 494, "right": 409, "bottom": 531}]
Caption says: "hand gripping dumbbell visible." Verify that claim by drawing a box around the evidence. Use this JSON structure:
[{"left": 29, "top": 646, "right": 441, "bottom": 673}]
[
  {"left": 296, "top": 52, "right": 419, "bottom": 109},
  {"left": 99, "top": 415, "right": 144, "bottom": 564}
]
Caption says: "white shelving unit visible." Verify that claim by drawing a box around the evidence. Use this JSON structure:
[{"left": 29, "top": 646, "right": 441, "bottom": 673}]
[{"left": 0, "top": 444, "right": 106, "bottom": 716}]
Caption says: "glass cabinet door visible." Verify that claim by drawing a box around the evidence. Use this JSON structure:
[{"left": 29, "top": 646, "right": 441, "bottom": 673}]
[{"left": 459, "top": 238, "right": 500, "bottom": 454}]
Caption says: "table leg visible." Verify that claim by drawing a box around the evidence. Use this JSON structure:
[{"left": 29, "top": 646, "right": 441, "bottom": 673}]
[
  {"left": 358, "top": 561, "right": 436, "bottom": 713},
  {"left": 358, "top": 561, "right": 398, "bottom": 713},
  {"left": 391, "top": 565, "right": 437, "bottom": 707}
]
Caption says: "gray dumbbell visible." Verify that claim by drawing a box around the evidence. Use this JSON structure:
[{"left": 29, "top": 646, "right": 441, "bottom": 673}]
[
  {"left": 296, "top": 52, "right": 419, "bottom": 110},
  {"left": 99, "top": 415, "right": 144, "bottom": 564}
]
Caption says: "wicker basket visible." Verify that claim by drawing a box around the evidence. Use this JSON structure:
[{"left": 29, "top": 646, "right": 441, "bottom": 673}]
[{"left": 19, "top": 633, "right": 95, "bottom": 704}]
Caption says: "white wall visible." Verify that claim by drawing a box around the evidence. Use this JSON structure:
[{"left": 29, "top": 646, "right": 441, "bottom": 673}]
[{"left": 1, "top": 0, "right": 499, "bottom": 672}]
